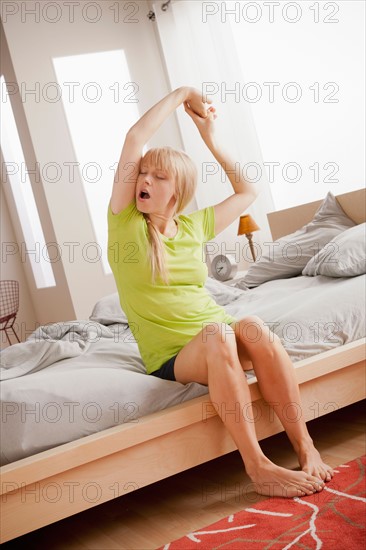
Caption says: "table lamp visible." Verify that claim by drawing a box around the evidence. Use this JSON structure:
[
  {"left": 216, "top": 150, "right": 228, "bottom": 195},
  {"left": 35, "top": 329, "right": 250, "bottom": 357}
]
[{"left": 238, "top": 214, "right": 260, "bottom": 261}]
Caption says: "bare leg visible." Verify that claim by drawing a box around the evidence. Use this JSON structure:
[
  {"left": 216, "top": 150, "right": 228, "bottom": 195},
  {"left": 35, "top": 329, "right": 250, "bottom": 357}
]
[
  {"left": 174, "top": 322, "right": 325, "bottom": 498},
  {"left": 230, "top": 317, "right": 334, "bottom": 482}
]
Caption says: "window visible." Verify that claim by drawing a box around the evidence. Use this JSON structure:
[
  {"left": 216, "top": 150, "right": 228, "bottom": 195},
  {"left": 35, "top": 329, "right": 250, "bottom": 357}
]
[
  {"left": 0, "top": 75, "right": 56, "bottom": 288},
  {"left": 52, "top": 50, "right": 140, "bottom": 274},
  {"left": 230, "top": 0, "right": 365, "bottom": 209}
]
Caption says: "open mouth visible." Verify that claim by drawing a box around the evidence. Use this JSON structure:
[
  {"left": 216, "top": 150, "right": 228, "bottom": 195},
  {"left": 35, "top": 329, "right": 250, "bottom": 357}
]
[{"left": 139, "top": 190, "right": 151, "bottom": 200}]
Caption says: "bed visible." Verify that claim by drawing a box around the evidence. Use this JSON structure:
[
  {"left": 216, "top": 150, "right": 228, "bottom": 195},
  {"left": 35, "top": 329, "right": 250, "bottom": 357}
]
[{"left": 0, "top": 188, "right": 365, "bottom": 543}]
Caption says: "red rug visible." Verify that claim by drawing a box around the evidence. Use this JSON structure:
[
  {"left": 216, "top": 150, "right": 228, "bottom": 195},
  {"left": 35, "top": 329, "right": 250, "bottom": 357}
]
[{"left": 160, "top": 456, "right": 366, "bottom": 549}]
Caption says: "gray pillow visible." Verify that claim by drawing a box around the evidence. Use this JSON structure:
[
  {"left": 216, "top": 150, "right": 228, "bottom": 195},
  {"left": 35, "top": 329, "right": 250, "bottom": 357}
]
[
  {"left": 243, "top": 191, "right": 356, "bottom": 288},
  {"left": 302, "top": 222, "right": 366, "bottom": 277},
  {"left": 89, "top": 292, "right": 128, "bottom": 325},
  {"left": 90, "top": 279, "right": 243, "bottom": 325}
]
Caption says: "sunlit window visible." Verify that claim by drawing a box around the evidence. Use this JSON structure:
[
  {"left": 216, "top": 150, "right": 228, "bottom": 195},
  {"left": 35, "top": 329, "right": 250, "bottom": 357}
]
[
  {"left": 0, "top": 75, "right": 56, "bottom": 289},
  {"left": 52, "top": 50, "right": 140, "bottom": 274},
  {"left": 229, "top": 1, "right": 365, "bottom": 209}
]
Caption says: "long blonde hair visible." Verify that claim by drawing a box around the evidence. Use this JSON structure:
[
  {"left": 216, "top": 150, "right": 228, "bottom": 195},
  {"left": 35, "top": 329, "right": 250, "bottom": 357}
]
[{"left": 141, "top": 147, "right": 197, "bottom": 284}]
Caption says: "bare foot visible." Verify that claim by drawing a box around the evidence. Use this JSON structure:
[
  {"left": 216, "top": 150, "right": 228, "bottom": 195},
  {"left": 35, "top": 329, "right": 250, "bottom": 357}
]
[
  {"left": 246, "top": 458, "right": 325, "bottom": 498},
  {"left": 298, "top": 444, "right": 334, "bottom": 482}
]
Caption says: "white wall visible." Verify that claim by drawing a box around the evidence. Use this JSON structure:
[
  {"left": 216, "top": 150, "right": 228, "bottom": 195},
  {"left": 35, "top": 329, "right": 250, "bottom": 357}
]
[
  {"left": 0, "top": 182, "right": 37, "bottom": 348},
  {"left": 228, "top": 0, "right": 365, "bottom": 209}
]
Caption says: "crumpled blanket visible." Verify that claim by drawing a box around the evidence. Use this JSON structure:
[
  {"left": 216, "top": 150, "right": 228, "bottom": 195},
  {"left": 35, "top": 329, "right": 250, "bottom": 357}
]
[{"left": 0, "top": 320, "right": 113, "bottom": 381}]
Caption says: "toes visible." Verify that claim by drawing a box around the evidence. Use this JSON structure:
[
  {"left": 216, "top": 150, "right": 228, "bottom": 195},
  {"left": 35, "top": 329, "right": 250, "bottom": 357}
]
[
  {"left": 315, "top": 481, "right": 324, "bottom": 492},
  {"left": 299, "top": 485, "right": 313, "bottom": 496},
  {"left": 316, "top": 469, "right": 327, "bottom": 481},
  {"left": 300, "top": 484, "right": 317, "bottom": 496},
  {"left": 295, "top": 479, "right": 323, "bottom": 497},
  {"left": 320, "top": 469, "right": 331, "bottom": 482},
  {"left": 317, "top": 464, "right": 334, "bottom": 482},
  {"left": 291, "top": 486, "right": 311, "bottom": 498},
  {"left": 306, "top": 473, "right": 323, "bottom": 484},
  {"left": 308, "top": 477, "right": 325, "bottom": 492},
  {"left": 300, "top": 454, "right": 335, "bottom": 483},
  {"left": 313, "top": 486, "right": 323, "bottom": 494}
]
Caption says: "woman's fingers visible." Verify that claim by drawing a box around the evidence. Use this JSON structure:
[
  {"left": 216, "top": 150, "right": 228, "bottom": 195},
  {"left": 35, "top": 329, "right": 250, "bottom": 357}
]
[
  {"left": 186, "top": 102, "right": 216, "bottom": 118},
  {"left": 206, "top": 106, "right": 217, "bottom": 119},
  {"left": 186, "top": 87, "right": 214, "bottom": 116},
  {"left": 184, "top": 101, "right": 217, "bottom": 124},
  {"left": 186, "top": 92, "right": 212, "bottom": 117}
]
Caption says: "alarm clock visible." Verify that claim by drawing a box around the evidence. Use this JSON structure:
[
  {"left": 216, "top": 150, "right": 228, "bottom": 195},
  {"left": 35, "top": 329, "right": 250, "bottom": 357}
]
[{"left": 211, "top": 254, "right": 238, "bottom": 282}]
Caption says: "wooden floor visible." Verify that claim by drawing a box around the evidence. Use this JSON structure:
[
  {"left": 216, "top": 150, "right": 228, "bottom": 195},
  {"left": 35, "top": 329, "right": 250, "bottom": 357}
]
[{"left": 2, "top": 399, "right": 365, "bottom": 550}]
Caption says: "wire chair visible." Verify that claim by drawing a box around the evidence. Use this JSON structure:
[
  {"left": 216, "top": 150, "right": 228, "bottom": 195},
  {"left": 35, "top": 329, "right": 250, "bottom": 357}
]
[{"left": 0, "top": 280, "right": 20, "bottom": 345}]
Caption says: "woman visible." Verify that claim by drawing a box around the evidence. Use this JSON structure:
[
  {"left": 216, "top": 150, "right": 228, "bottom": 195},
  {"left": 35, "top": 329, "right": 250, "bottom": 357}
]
[{"left": 108, "top": 86, "right": 334, "bottom": 497}]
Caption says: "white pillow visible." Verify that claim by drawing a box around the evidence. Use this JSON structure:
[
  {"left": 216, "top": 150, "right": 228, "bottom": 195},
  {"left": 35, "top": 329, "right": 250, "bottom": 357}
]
[
  {"left": 302, "top": 222, "right": 366, "bottom": 277},
  {"left": 243, "top": 191, "right": 356, "bottom": 287}
]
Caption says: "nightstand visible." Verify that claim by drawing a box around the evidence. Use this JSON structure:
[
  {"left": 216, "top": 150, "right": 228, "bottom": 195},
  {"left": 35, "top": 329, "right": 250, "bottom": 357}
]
[{"left": 219, "top": 270, "right": 248, "bottom": 287}]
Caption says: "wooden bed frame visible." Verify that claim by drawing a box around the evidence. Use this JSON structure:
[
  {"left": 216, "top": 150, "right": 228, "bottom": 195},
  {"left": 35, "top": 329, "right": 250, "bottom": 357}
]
[{"left": 1, "top": 188, "right": 365, "bottom": 543}]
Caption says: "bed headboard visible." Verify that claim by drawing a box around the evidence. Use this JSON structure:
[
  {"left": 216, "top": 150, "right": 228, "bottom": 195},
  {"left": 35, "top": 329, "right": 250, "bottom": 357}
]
[{"left": 267, "top": 188, "right": 366, "bottom": 241}]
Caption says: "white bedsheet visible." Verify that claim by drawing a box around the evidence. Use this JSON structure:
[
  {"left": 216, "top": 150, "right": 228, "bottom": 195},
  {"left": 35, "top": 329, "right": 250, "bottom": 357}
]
[
  {"left": 226, "top": 274, "right": 366, "bottom": 361},
  {"left": 1, "top": 274, "right": 365, "bottom": 465}
]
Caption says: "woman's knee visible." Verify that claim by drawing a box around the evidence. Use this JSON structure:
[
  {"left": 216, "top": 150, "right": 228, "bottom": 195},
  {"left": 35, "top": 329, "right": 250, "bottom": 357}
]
[
  {"left": 234, "top": 315, "right": 281, "bottom": 357},
  {"left": 203, "top": 322, "right": 238, "bottom": 362}
]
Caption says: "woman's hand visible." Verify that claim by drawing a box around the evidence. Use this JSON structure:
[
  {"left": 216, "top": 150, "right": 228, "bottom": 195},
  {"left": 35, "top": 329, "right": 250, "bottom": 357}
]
[
  {"left": 184, "top": 100, "right": 217, "bottom": 141},
  {"left": 184, "top": 87, "right": 212, "bottom": 118}
]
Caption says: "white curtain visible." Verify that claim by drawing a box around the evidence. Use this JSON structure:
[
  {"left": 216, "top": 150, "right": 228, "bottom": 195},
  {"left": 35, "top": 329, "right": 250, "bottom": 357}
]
[{"left": 151, "top": 0, "right": 275, "bottom": 267}]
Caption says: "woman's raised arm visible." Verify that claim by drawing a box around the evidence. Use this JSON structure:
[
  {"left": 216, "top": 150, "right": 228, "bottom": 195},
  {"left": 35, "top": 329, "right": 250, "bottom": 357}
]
[
  {"left": 184, "top": 101, "right": 259, "bottom": 235},
  {"left": 110, "top": 86, "right": 210, "bottom": 215}
]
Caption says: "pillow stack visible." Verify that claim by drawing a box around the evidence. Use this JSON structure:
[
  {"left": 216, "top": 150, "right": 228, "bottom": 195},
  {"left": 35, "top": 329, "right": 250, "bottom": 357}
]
[
  {"left": 243, "top": 191, "right": 361, "bottom": 288},
  {"left": 303, "top": 222, "right": 366, "bottom": 277}
]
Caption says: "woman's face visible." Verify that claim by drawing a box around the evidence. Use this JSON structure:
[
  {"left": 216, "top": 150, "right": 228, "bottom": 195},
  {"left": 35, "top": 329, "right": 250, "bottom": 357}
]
[{"left": 136, "top": 162, "right": 177, "bottom": 215}]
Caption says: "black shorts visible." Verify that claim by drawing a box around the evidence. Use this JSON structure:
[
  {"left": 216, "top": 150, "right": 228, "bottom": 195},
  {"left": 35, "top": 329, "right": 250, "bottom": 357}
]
[{"left": 150, "top": 353, "right": 178, "bottom": 381}]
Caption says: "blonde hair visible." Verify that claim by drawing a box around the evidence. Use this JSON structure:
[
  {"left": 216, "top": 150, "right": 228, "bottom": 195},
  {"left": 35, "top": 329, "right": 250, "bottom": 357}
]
[{"left": 141, "top": 147, "right": 197, "bottom": 284}]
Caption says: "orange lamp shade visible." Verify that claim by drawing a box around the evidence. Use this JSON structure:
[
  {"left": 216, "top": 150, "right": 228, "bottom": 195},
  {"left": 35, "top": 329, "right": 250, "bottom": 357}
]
[{"left": 238, "top": 214, "right": 260, "bottom": 235}]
